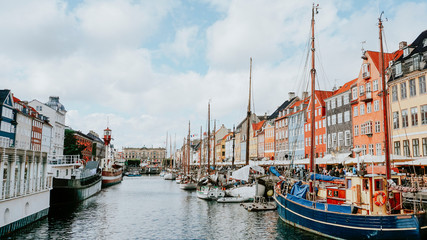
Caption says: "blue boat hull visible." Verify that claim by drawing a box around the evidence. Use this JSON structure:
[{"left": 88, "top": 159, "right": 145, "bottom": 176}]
[{"left": 274, "top": 193, "right": 427, "bottom": 240}]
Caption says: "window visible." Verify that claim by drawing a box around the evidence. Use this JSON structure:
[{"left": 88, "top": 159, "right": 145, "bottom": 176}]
[
  {"left": 403, "top": 140, "right": 410, "bottom": 157},
  {"left": 422, "top": 105, "right": 427, "bottom": 125},
  {"left": 327, "top": 101, "right": 330, "bottom": 110},
  {"left": 327, "top": 116, "right": 330, "bottom": 126},
  {"left": 328, "top": 134, "right": 331, "bottom": 147},
  {"left": 409, "top": 79, "right": 416, "bottom": 97},
  {"left": 402, "top": 109, "right": 409, "bottom": 128},
  {"left": 354, "top": 106, "right": 358, "bottom": 116},
  {"left": 360, "top": 104, "right": 365, "bottom": 115},
  {"left": 365, "top": 121, "right": 373, "bottom": 134},
  {"left": 354, "top": 125, "right": 359, "bottom": 136},
  {"left": 392, "top": 85, "right": 398, "bottom": 101},
  {"left": 366, "top": 83, "right": 371, "bottom": 93},
  {"left": 423, "top": 138, "right": 427, "bottom": 156},
  {"left": 420, "top": 76, "right": 426, "bottom": 94},
  {"left": 395, "top": 62, "right": 402, "bottom": 76},
  {"left": 413, "top": 139, "right": 420, "bottom": 157},
  {"left": 394, "top": 141, "right": 401, "bottom": 155},
  {"left": 367, "top": 102, "right": 372, "bottom": 113},
  {"left": 337, "top": 97, "right": 342, "bottom": 107},
  {"left": 360, "top": 85, "right": 365, "bottom": 96},
  {"left": 362, "top": 145, "right": 367, "bottom": 155},
  {"left": 393, "top": 111, "right": 399, "bottom": 129},
  {"left": 413, "top": 55, "right": 420, "bottom": 70},
  {"left": 315, "top": 136, "right": 318, "bottom": 145},
  {"left": 411, "top": 107, "right": 418, "bottom": 126},
  {"left": 369, "top": 144, "right": 374, "bottom": 155},
  {"left": 345, "top": 131, "right": 350, "bottom": 146},
  {"left": 373, "top": 80, "right": 379, "bottom": 91},
  {"left": 376, "top": 143, "right": 382, "bottom": 156},
  {"left": 331, "top": 99, "right": 336, "bottom": 109},
  {"left": 332, "top": 115, "right": 336, "bottom": 125},
  {"left": 375, "top": 179, "right": 384, "bottom": 191},
  {"left": 401, "top": 82, "right": 407, "bottom": 99},
  {"left": 332, "top": 133, "right": 337, "bottom": 147},
  {"left": 338, "top": 132, "right": 344, "bottom": 147},
  {"left": 352, "top": 87, "right": 358, "bottom": 100},
  {"left": 363, "top": 179, "right": 369, "bottom": 191},
  {"left": 319, "top": 135, "right": 322, "bottom": 145},
  {"left": 344, "top": 111, "right": 350, "bottom": 122},
  {"left": 375, "top": 121, "right": 381, "bottom": 133},
  {"left": 343, "top": 94, "right": 349, "bottom": 104},
  {"left": 374, "top": 100, "right": 380, "bottom": 112},
  {"left": 337, "top": 113, "right": 343, "bottom": 124}
]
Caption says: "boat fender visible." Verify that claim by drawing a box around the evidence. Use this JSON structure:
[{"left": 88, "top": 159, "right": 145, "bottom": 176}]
[
  {"left": 374, "top": 191, "right": 386, "bottom": 206},
  {"left": 248, "top": 205, "right": 253, "bottom": 211}
]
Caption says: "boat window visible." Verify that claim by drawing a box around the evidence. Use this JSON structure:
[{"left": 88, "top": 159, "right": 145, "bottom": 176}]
[
  {"left": 374, "top": 179, "right": 383, "bottom": 191},
  {"left": 334, "top": 191, "right": 339, "bottom": 197},
  {"left": 66, "top": 169, "right": 68, "bottom": 176},
  {"left": 328, "top": 190, "right": 332, "bottom": 197},
  {"left": 363, "top": 179, "right": 369, "bottom": 191},
  {"left": 347, "top": 179, "right": 352, "bottom": 189},
  {"left": 56, "top": 170, "right": 59, "bottom": 177}
]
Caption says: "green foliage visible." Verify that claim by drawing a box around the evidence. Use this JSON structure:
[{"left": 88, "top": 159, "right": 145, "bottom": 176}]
[{"left": 63, "top": 129, "right": 86, "bottom": 157}]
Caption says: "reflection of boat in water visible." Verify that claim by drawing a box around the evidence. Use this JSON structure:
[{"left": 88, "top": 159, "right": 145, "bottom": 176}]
[
  {"left": 50, "top": 159, "right": 102, "bottom": 206},
  {"left": 164, "top": 172, "right": 176, "bottom": 180},
  {"left": 217, "top": 196, "right": 249, "bottom": 203}
]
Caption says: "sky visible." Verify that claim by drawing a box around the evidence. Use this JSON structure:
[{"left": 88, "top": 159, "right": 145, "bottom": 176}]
[{"left": 1, "top": 0, "right": 426, "bottom": 151}]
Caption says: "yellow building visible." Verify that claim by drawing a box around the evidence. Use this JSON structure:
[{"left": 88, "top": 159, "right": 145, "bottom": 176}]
[{"left": 388, "top": 33, "right": 427, "bottom": 159}]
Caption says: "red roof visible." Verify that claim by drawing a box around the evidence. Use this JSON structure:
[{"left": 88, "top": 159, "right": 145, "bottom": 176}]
[
  {"left": 330, "top": 78, "right": 358, "bottom": 97},
  {"left": 252, "top": 120, "right": 265, "bottom": 132},
  {"left": 314, "top": 90, "right": 334, "bottom": 106},
  {"left": 13, "top": 96, "right": 21, "bottom": 103},
  {"left": 366, "top": 50, "right": 402, "bottom": 71}
]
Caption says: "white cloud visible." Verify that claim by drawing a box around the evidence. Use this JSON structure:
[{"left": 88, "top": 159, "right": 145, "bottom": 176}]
[{"left": 2, "top": 0, "right": 426, "bottom": 149}]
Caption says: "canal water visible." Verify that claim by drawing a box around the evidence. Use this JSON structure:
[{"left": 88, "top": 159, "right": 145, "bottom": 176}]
[{"left": 9, "top": 175, "right": 325, "bottom": 239}]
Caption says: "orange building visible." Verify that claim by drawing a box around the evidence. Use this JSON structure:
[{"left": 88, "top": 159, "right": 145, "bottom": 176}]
[
  {"left": 305, "top": 90, "right": 334, "bottom": 159},
  {"left": 264, "top": 121, "right": 275, "bottom": 160},
  {"left": 352, "top": 50, "right": 401, "bottom": 156},
  {"left": 252, "top": 121, "right": 265, "bottom": 160}
]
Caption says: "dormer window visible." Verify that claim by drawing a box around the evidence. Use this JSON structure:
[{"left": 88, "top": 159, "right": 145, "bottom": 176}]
[
  {"left": 413, "top": 55, "right": 420, "bottom": 70},
  {"left": 395, "top": 62, "right": 402, "bottom": 76},
  {"left": 403, "top": 48, "right": 409, "bottom": 57},
  {"left": 362, "top": 63, "right": 370, "bottom": 79}
]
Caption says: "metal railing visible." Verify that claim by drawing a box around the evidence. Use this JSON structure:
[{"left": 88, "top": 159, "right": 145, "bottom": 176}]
[
  {"left": 1, "top": 176, "right": 52, "bottom": 200},
  {"left": 48, "top": 155, "right": 80, "bottom": 165}
]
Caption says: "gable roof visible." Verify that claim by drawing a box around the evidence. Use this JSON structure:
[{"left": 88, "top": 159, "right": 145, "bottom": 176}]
[
  {"left": 314, "top": 90, "right": 334, "bottom": 106},
  {"left": 327, "top": 78, "right": 358, "bottom": 99},
  {"left": 366, "top": 50, "right": 401, "bottom": 72},
  {"left": 0, "top": 89, "right": 13, "bottom": 107},
  {"left": 268, "top": 97, "right": 297, "bottom": 120}
]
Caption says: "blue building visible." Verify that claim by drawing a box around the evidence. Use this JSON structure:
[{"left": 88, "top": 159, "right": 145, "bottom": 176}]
[
  {"left": 287, "top": 98, "right": 308, "bottom": 161},
  {"left": 0, "top": 90, "right": 17, "bottom": 147}
]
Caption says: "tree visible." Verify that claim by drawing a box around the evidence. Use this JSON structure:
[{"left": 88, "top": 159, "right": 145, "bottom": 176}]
[{"left": 63, "top": 129, "right": 86, "bottom": 157}]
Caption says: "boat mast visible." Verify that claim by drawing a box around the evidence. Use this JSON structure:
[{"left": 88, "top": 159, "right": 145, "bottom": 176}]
[
  {"left": 379, "top": 13, "right": 391, "bottom": 180},
  {"left": 246, "top": 58, "right": 252, "bottom": 166},
  {"left": 309, "top": 4, "right": 319, "bottom": 194},
  {"left": 213, "top": 120, "right": 216, "bottom": 169},
  {"left": 188, "top": 121, "right": 191, "bottom": 175},
  {"left": 199, "top": 125, "right": 202, "bottom": 169},
  {"left": 207, "top": 102, "right": 211, "bottom": 172}
]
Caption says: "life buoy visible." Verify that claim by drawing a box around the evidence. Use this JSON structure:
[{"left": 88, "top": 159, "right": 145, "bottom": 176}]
[{"left": 374, "top": 191, "right": 386, "bottom": 206}]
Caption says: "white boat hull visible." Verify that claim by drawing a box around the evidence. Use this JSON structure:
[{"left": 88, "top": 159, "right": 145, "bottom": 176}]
[
  {"left": 179, "top": 183, "right": 197, "bottom": 190},
  {"left": 197, "top": 186, "right": 225, "bottom": 200},
  {"left": 226, "top": 184, "right": 265, "bottom": 200},
  {"left": 164, "top": 173, "right": 176, "bottom": 180}
]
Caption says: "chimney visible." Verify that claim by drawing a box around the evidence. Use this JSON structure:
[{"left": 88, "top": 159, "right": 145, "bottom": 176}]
[
  {"left": 302, "top": 91, "right": 309, "bottom": 99},
  {"left": 288, "top": 92, "right": 295, "bottom": 100},
  {"left": 399, "top": 41, "right": 407, "bottom": 50}
]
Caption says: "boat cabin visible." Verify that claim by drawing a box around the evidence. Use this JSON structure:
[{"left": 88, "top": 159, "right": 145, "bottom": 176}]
[{"left": 343, "top": 175, "right": 403, "bottom": 215}]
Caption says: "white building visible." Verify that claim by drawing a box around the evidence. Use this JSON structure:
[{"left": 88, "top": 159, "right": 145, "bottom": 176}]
[
  {"left": 29, "top": 96, "right": 66, "bottom": 156},
  {"left": 13, "top": 103, "right": 32, "bottom": 150}
]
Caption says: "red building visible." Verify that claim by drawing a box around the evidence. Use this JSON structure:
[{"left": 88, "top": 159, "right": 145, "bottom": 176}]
[
  {"left": 74, "top": 131, "right": 94, "bottom": 162},
  {"left": 305, "top": 90, "right": 334, "bottom": 159}
]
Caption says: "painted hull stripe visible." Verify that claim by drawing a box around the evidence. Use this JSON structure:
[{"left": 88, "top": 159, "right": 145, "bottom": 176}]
[{"left": 273, "top": 195, "right": 417, "bottom": 232}]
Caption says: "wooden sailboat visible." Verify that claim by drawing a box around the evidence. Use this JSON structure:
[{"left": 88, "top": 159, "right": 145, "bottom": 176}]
[{"left": 273, "top": 5, "right": 427, "bottom": 239}]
